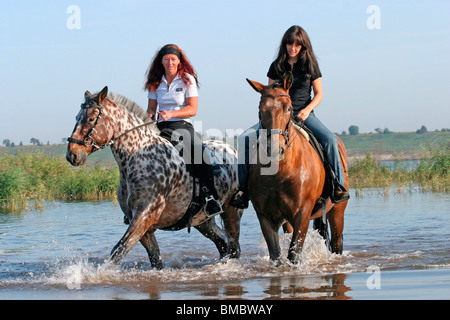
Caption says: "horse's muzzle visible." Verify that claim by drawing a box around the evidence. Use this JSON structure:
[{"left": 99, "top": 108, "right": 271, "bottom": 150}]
[{"left": 66, "top": 149, "right": 87, "bottom": 166}]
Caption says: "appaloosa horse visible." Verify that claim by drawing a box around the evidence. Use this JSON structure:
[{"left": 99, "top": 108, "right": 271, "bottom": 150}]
[
  {"left": 246, "top": 78, "right": 349, "bottom": 264},
  {"left": 66, "top": 86, "right": 242, "bottom": 268}
]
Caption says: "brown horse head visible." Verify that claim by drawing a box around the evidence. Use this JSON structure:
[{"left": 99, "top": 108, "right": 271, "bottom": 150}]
[
  {"left": 66, "top": 86, "right": 112, "bottom": 166},
  {"left": 246, "top": 75, "right": 293, "bottom": 160}
]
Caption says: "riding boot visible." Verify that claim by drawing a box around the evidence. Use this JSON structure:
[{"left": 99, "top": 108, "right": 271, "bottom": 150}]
[
  {"left": 333, "top": 189, "right": 350, "bottom": 203},
  {"left": 331, "top": 179, "right": 350, "bottom": 203},
  {"left": 230, "top": 174, "right": 249, "bottom": 209},
  {"left": 199, "top": 163, "right": 224, "bottom": 217},
  {"left": 323, "top": 160, "right": 350, "bottom": 204}
]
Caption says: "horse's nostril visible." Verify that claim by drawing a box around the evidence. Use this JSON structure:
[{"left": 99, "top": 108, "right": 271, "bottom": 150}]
[
  {"left": 66, "top": 150, "right": 86, "bottom": 166},
  {"left": 66, "top": 152, "right": 74, "bottom": 163}
]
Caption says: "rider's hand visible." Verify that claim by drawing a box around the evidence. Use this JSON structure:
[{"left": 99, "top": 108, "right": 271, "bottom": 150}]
[{"left": 296, "top": 108, "right": 311, "bottom": 122}]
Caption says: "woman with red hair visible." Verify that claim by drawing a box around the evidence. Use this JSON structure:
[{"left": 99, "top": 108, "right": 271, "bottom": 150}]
[
  {"left": 145, "top": 44, "right": 199, "bottom": 123},
  {"left": 144, "top": 44, "right": 222, "bottom": 216}
]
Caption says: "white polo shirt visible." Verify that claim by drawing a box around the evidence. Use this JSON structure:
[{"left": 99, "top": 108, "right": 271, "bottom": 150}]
[{"left": 147, "top": 73, "right": 198, "bottom": 123}]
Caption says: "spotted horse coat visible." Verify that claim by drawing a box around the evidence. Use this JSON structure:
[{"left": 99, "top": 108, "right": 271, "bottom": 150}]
[{"left": 66, "top": 86, "right": 242, "bottom": 269}]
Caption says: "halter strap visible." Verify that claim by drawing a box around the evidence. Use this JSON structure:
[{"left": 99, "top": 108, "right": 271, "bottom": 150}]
[
  {"left": 68, "top": 99, "right": 156, "bottom": 150},
  {"left": 259, "top": 92, "right": 295, "bottom": 149},
  {"left": 67, "top": 101, "right": 105, "bottom": 149},
  {"left": 261, "top": 93, "right": 291, "bottom": 100}
]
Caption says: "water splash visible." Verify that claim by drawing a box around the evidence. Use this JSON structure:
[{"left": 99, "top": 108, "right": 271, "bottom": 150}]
[{"left": 0, "top": 229, "right": 359, "bottom": 292}]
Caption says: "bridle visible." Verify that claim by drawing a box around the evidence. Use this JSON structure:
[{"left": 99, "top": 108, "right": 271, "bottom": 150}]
[
  {"left": 259, "top": 93, "right": 296, "bottom": 150},
  {"left": 67, "top": 100, "right": 155, "bottom": 151},
  {"left": 67, "top": 101, "right": 106, "bottom": 150}
]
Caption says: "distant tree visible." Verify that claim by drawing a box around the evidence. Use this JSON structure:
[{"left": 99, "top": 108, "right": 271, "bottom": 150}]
[
  {"left": 416, "top": 125, "right": 428, "bottom": 134},
  {"left": 375, "top": 128, "right": 382, "bottom": 134},
  {"left": 2, "top": 139, "right": 11, "bottom": 147},
  {"left": 383, "top": 128, "right": 393, "bottom": 134},
  {"left": 341, "top": 130, "right": 347, "bottom": 135},
  {"left": 30, "top": 137, "right": 41, "bottom": 146},
  {"left": 19, "top": 141, "right": 23, "bottom": 146},
  {"left": 348, "top": 125, "right": 359, "bottom": 136}
]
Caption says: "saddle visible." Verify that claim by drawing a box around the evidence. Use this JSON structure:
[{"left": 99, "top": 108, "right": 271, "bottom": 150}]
[{"left": 161, "top": 142, "right": 223, "bottom": 232}]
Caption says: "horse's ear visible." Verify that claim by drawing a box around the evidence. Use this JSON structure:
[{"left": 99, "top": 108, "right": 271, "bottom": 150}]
[
  {"left": 246, "top": 79, "right": 265, "bottom": 94},
  {"left": 84, "top": 90, "right": 91, "bottom": 99},
  {"left": 283, "top": 72, "right": 293, "bottom": 91},
  {"left": 97, "top": 86, "right": 108, "bottom": 104}
]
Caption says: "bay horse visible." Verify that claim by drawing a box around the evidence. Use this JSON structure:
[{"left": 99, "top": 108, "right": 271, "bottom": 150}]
[
  {"left": 66, "top": 86, "right": 242, "bottom": 268},
  {"left": 246, "top": 77, "right": 349, "bottom": 264}
]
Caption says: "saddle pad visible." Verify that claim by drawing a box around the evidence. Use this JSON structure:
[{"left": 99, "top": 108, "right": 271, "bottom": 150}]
[{"left": 291, "top": 122, "right": 310, "bottom": 142}]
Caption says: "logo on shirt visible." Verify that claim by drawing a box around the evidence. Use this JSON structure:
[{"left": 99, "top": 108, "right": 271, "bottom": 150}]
[{"left": 176, "top": 88, "right": 183, "bottom": 92}]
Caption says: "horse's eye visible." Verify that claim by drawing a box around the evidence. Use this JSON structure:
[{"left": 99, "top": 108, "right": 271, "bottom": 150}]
[
  {"left": 88, "top": 117, "right": 95, "bottom": 122},
  {"left": 287, "top": 106, "right": 293, "bottom": 112}
]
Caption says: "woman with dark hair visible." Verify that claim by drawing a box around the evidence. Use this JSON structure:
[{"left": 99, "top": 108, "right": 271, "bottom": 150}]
[
  {"left": 144, "top": 44, "right": 222, "bottom": 216},
  {"left": 267, "top": 26, "right": 348, "bottom": 203},
  {"left": 231, "top": 26, "right": 348, "bottom": 209}
]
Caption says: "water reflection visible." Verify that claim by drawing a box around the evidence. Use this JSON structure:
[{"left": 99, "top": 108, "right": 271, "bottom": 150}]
[
  {"left": 263, "top": 274, "right": 350, "bottom": 300},
  {"left": 122, "top": 271, "right": 352, "bottom": 300}
]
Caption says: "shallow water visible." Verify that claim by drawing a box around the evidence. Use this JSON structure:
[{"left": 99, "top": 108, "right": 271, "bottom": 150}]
[{"left": 0, "top": 188, "right": 449, "bottom": 300}]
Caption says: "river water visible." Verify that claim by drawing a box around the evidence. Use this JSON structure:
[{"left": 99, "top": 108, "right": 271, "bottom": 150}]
[{"left": 0, "top": 188, "right": 449, "bottom": 300}]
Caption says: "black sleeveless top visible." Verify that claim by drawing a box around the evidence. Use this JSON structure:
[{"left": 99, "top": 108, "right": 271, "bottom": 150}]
[{"left": 267, "top": 61, "right": 322, "bottom": 112}]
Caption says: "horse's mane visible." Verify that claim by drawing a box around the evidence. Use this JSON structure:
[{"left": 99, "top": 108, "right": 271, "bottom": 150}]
[
  {"left": 107, "top": 93, "right": 159, "bottom": 134},
  {"left": 108, "top": 93, "right": 149, "bottom": 121}
]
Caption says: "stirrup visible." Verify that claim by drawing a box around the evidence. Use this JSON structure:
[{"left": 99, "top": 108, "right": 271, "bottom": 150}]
[{"left": 204, "top": 195, "right": 224, "bottom": 218}]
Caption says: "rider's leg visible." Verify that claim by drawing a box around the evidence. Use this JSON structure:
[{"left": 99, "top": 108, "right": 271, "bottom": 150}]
[
  {"left": 230, "top": 123, "right": 261, "bottom": 209},
  {"left": 302, "top": 112, "right": 349, "bottom": 203}
]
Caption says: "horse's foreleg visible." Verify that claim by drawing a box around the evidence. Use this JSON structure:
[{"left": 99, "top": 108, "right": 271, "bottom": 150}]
[
  {"left": 110, "top": 195, "right": 165, "bottom": 264},
  {"left": 140, "top": 231, "right": 163, "bottom": 269},
  {"left": 219, "top": 206, "right": 243, "bottom": 259},
  {"left": 195, "top": 218, "right": 229, "bottom": 259},
  {"left": 257, "top": 214, "right": 281, "bottom": 263},
  {"left": 287, "top": 206, "right": 312, "bottom": 264},
  {"left": 328, "top": 203, "right": 346, "bottom": 254}
]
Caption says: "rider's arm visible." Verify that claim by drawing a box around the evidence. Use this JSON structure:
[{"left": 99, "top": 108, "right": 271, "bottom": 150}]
[{"left": 147, "top": 98, "right": 157, "bottom": 120}]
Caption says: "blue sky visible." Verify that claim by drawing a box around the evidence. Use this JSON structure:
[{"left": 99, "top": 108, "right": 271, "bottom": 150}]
[{"left": 1, "top": 0, "right": 449, "bottom": 145}]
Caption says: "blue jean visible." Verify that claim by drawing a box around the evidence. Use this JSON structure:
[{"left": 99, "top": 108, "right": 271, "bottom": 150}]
[
  {"left": 302, "top": 112, "right": 344, "bottom": 187},
  {"left": 237, "top": 112, "right": 344, "bottom": 189}
]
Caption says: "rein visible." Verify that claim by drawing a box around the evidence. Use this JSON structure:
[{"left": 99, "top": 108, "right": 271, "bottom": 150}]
[
  {"left": 67, "top": 101, "right": 156, "bottom": 150},
  {"left": 259, "top": 93, "right": 297, "bottom": 150}
]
